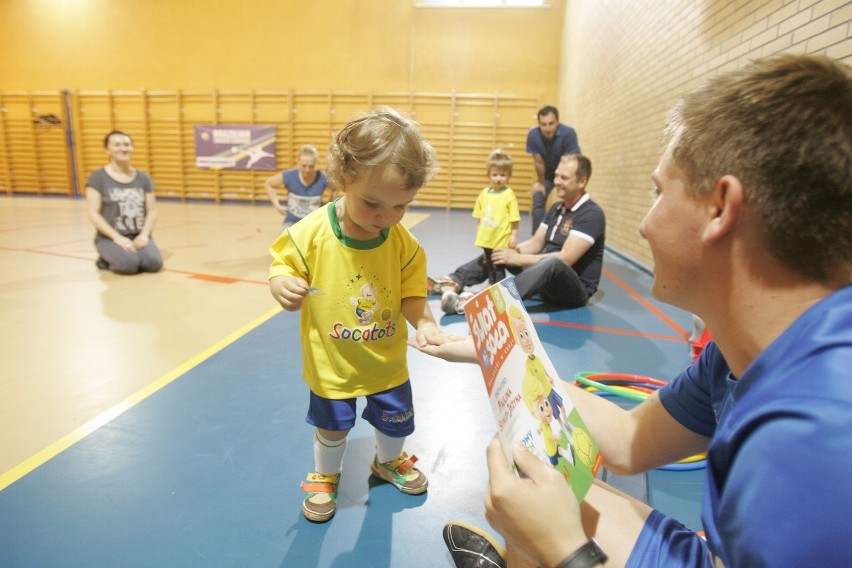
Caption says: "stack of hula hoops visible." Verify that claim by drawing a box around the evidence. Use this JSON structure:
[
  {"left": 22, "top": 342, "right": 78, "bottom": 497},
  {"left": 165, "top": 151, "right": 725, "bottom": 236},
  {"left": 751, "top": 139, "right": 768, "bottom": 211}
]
[{"left": 574, "top": 372, "right": 706, "bottom": 471}]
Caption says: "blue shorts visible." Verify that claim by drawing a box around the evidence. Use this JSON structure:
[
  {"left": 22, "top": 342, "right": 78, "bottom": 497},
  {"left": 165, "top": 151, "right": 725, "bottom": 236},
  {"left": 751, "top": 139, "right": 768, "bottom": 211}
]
[
  {"left": 306, "top": 381, "right": 415, "bottom": 437},
  {"left": 626, "top": 510, "right": 713, "bottom": 568}
]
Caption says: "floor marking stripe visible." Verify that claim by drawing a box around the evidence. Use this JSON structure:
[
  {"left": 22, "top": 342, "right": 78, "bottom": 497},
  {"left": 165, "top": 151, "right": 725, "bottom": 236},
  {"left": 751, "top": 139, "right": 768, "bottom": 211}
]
[
  {"left": 189, "top": 273, "right": 241, "bottom": 284},
  {"left": 602, "top": 267, "right": 689, "bottom": 338},
  {"left": 0, "top": 306, "right": 283, "bottom": 492},
  {"left": 429, "top": 300, "right": 685, "bottom": 342},
  {"left": 0, "top": 246, "right": 271, "bottom": 285},
  {"left": 402, "top": 212, "right": 429, "bottom": 229},
  {"left": 531, "top": 318, "right": 686, "bottom": 342},
  {"left": 164, "top": 268, "right": 267, "bottom": 285}
]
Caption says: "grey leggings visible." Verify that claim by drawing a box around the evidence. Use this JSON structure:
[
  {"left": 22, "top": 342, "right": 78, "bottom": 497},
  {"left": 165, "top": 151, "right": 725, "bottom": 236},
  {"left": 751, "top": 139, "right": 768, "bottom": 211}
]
[{"left": 95, "top": 234, "right": 163, "bottom": 275}]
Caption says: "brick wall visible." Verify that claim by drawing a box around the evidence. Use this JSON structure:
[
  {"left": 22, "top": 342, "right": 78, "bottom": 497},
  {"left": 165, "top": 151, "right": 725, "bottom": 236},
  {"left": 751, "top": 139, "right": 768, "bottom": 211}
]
[{"left": 560, "top": 0, "right": 852, "bottom": 268}]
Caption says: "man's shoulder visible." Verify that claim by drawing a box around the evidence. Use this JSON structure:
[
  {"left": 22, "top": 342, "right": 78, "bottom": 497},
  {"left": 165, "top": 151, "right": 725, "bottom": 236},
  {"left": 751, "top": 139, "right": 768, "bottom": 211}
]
[
  {"left": 556, "top": 123, "right": 577, "bottom": 134},
  {"left": 554, "top": 124, "right": 579, "bottom": 148},
  {"left": 580, "top": 196, "right": 603, "bottom": 212},
  {"left": 525, "top": 126, "right": 540, "bottom": 144}
]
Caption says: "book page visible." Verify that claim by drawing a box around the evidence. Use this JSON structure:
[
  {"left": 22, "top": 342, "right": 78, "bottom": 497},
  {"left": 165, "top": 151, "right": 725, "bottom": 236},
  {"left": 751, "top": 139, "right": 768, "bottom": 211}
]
[{"left": 464, "top": 277, "right": 601, "bottom": 501}]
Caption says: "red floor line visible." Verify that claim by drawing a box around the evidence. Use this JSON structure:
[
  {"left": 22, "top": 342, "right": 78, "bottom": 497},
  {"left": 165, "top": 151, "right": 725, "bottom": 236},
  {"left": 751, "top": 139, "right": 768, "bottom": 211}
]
[
  {"left": 16, "top": 248, "right": 91, "bottom": 260},
  {"left": 163, "top": 268, "right": 268, "bottom": 286},
  {"left": 1, "top": 245, "right": 269, "bottom": 286},
  {"left": 428, "top": 300, "right": 687, "bottom": 343},
  {"left": 602, "top": 267, "right": 689, "bottom": 339},
  {"left": 530, "top": 318, "right": 686, "bottom": 343}
]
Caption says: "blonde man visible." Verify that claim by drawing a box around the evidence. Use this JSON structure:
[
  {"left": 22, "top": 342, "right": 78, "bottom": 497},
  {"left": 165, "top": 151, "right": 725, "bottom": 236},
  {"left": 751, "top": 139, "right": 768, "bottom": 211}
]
[
  {"left": 420, "top": 54, "right": 852, "bottom": 568},
  {"left": 264, "top": 144, "right": 335, "bottom": 229}
]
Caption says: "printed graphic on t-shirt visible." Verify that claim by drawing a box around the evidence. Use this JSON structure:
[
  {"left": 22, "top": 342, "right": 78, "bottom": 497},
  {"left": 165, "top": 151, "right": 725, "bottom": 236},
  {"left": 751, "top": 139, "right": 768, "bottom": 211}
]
[
  {"left": 109, "top": 187, "right": 145, "bottom": 233},
  {"left": 288, "top": 194, "right": 323, "bottom": 218},
  {"left": 479, "top": 204, "right": 501, "bottom": 230},
  {"left": 328, "top": 270, "right": 397, "bottom": 343}
]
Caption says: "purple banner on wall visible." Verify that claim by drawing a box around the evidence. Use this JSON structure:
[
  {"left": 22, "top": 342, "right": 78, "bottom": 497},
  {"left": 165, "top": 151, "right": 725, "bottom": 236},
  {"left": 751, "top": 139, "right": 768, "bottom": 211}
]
[{"left": 194, "top": 124, "right": 276, "bottom": 170}]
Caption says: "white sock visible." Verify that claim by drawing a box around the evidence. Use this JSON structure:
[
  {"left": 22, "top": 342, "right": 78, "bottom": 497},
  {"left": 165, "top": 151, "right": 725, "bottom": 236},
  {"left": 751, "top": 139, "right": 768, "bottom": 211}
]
[
  {"left": 314, "top": 430, "right": 347, "bottom": 475},
  {"left": 375, "top": 429, "right": 405, "bottom": 464}
]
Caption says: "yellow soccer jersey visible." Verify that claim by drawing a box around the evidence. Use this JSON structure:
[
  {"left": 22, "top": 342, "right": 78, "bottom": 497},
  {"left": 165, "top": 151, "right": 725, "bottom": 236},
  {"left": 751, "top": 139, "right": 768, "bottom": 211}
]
[
  {"left": 269, "top": 203, "right": 427, "bottom": 399},
  {"left": 472, "top": 186, "right": 520, "bottom": 249}
]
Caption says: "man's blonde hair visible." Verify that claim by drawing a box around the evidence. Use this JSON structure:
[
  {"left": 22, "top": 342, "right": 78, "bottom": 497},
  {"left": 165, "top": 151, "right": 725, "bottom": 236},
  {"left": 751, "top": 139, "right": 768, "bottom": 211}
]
[{"left": 665, "top": 54, "right": 851, "bottom": 280}]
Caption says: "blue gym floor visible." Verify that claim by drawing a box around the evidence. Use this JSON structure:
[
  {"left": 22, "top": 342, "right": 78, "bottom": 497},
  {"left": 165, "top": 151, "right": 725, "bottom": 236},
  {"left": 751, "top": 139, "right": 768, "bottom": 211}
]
[{"left": 0, "top": 207, "right": 701, "bottom": 567}]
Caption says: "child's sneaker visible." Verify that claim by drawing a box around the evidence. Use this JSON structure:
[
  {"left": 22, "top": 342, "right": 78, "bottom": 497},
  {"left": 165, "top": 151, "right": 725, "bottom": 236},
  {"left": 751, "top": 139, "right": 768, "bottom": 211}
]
[
  {"left": 95, "top": 257, "right": 109, "bottom": 270},
  {"left": 370, "top": 452, "right": 428, "bottom": 495},
  {"left": 300, "top": 472, "right": 340, "bottom": 522},
  {"left": 427, "top": 275, "right": 458, "bottom": 295},
  {"left": 441, "top": 291, "right": 474, "bottom": 315}
]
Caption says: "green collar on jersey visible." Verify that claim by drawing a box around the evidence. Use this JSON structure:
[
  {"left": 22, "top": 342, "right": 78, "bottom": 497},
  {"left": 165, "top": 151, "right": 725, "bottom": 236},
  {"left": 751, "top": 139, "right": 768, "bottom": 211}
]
[{"left": 328, "top": 199, "right": 389, "bottom": 250}]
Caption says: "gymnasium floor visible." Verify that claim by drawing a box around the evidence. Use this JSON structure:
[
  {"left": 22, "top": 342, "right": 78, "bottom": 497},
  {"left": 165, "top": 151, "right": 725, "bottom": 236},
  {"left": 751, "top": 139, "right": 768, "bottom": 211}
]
[{"left": 0, "top": 196, "right": 701, "bottom": 567}]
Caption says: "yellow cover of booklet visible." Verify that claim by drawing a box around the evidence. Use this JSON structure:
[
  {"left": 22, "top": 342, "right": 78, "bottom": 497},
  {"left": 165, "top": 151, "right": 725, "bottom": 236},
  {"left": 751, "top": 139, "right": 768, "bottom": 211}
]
[{"left": 463, "top": 276, "right": 602, "bottom": 501}]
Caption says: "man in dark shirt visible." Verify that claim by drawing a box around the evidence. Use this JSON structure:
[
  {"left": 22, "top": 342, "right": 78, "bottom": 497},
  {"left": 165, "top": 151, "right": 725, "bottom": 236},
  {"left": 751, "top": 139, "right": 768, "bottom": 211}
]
[
  {"left": 438, "top": 153, "right": 605, "bottom": 314},
  {"left": 526, "top": 105, "right": 581, "bottom": 233}
]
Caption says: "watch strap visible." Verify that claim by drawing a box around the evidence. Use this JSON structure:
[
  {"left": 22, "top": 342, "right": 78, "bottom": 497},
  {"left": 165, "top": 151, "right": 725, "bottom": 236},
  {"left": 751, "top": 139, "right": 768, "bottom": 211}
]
[{"left": 554, "top": 538, "right": 608, "bottom": 568}]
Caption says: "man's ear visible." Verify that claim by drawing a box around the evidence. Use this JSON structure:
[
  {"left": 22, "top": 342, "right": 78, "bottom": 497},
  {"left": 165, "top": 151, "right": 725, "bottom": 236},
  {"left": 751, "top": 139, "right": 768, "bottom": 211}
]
[{"left": 702, "top": 175, "right": 744, "bottom": 244}]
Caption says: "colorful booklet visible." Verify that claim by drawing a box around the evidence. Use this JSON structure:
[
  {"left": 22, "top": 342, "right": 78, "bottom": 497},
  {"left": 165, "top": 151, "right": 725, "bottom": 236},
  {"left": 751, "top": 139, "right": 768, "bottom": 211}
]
[{"left": 463, "top": 277, "right": 602, "bottom": 501}]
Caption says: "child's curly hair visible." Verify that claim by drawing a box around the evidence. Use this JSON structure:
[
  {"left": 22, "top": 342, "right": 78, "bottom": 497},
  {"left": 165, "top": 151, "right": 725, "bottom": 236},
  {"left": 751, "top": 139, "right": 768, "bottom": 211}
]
[{"left": 327, "top": 106, "right": 438, "bottom": 190}]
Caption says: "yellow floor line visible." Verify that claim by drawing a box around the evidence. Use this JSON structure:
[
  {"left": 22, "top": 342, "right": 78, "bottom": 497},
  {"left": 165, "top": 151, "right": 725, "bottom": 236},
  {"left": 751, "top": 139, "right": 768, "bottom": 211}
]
[
  {"left": 402, "top": 211, "right": 429, "bottom": 229},
  {"left": 0, "top": 306, "right": 283, "bottom": 492}
]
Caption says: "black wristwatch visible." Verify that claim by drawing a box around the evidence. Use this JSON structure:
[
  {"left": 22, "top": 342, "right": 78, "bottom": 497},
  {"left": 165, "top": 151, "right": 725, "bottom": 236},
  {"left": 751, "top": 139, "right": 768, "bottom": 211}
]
[{"left": 554, "top": 539, "right": 608, "bottom": 568}]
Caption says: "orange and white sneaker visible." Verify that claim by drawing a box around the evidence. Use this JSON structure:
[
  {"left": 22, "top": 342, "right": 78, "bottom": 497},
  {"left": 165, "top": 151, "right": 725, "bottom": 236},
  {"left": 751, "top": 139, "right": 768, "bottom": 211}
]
[
  {"left": 427, "top": 276, "right": 459, "bottom": 295},
  {"left": 370, "top": 452, "right": 428, "bottom": 495},
  {"left": 300, "top": 472, "right": 340, "bottom": 522}
]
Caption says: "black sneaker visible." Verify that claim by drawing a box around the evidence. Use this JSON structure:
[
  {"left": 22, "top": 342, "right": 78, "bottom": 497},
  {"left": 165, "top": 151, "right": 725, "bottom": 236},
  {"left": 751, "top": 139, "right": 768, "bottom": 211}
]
[
  {"left": 443, "top": 521, "right": 506, "bottom": 568},
  {"left": 441, "top": 291, "right": 462, "bottom": 315},
  {"left": 441, "top": 291, "right": 474, "bottom": 315},
  {"left": 95, "top": 257, "right": 109, "bottom": 270}
]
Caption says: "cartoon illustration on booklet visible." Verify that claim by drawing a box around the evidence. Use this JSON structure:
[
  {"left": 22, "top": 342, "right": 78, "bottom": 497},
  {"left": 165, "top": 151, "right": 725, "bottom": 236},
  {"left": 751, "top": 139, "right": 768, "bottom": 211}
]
[{"left": 463, "top": 276, "right": 601, "bottom": 501}]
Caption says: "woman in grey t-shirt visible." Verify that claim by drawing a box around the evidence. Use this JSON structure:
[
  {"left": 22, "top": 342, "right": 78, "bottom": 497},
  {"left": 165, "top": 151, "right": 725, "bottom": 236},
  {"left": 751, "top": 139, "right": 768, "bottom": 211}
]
[{"left": 85, "top": 130, "right": 163, "bottom": 274}]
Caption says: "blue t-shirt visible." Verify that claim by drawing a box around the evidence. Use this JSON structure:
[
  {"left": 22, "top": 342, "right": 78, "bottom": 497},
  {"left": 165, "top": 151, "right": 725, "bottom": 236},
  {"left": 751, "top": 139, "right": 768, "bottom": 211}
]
[
  {"left": 281, "top": 169, "right": 329, "bottom": 225},
  {"left": 525, "top": 123, "right": 581, "bottom": 184},
  {"left": 656, "top": 285, "right": 852, "bottom": 566}
]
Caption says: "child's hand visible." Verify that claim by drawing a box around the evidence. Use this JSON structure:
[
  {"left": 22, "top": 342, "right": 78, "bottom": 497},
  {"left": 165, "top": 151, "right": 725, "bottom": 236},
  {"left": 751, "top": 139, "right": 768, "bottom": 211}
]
[
  {"left": 414, "top": 321, "right": 460, "bottom": 347},
  {"left": 507, "top": 237, "right": 517, "bottom": 249},
  {"left": 407, "top": 335, "right": 477, "bottom": 363},
  {"left": 270, "top": 276, "right": 310, "bottom": 311}
]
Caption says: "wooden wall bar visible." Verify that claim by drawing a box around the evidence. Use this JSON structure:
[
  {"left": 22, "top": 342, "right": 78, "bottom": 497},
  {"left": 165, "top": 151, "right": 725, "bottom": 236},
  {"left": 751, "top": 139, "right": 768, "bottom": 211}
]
[{"left": 0, "top": 89, "right": 540, "bottom": 211}]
